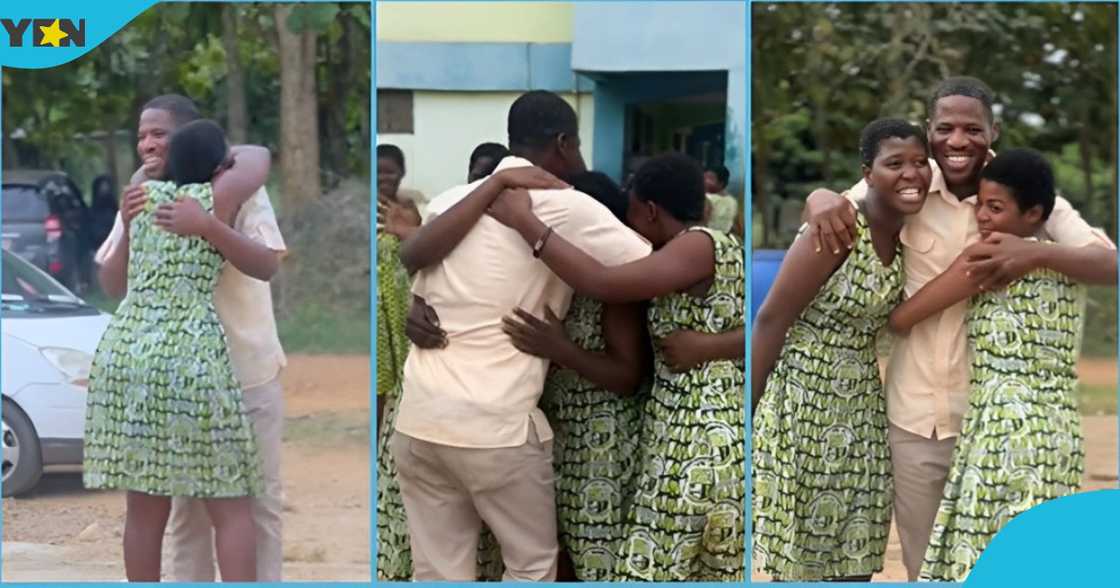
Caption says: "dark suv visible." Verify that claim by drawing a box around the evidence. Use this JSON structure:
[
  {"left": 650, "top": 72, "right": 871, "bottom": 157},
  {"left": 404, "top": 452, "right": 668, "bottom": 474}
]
[{"left": 1, "top": 171, "right": 92, "bottom": 293}]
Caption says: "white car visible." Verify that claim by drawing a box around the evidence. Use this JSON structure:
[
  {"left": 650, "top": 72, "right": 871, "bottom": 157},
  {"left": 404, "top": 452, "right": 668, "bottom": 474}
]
[{"left": 2, "top": 249, "right": 109, "bottom": 497}]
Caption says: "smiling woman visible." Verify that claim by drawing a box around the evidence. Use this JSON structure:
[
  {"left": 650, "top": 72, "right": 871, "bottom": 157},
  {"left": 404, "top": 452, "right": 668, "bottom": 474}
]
[{"left": 751, "top": 118, "right": 931, "bottom": 582}]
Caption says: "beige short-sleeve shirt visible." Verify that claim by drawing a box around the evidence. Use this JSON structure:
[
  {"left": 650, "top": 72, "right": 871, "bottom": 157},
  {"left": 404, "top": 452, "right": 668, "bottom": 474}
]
[
  {"left": 95, "top": 186, "right": 287, "bottom": 389},
  {"left": 846, "top": 161, "right": 1113, "bottom": 439},
  {"left": 396, "top": 156, "right": 653, "bottom": 449}
]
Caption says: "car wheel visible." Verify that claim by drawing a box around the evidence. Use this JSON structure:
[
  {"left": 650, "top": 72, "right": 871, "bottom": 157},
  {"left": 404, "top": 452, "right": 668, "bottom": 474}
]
[{"left": 2, "top": 398, "right": 43, "bottom": 498}]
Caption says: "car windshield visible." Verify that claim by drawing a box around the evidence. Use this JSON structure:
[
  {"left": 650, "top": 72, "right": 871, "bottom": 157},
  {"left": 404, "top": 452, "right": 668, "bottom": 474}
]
[
  {"left": 1, "top": 185, "right": 48, "bottom": 222},
  {"left": 1, "top": 249, "right": 84, "bottom": 306}
]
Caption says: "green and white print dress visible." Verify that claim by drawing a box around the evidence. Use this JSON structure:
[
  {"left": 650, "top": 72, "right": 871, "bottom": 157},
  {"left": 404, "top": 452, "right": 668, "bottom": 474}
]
[
  {"left": 614, "top": 227, "right": 745, "bottom": 581},
  {"left": 539, "top": 295, "right": 646, "bottom": 581},
  {"left": 375, "top": 233, "right": 414, "bottom": 580},
  {"left": 752, "top": 212, "right": 901, "bottom": 580},
  {"left": 84, "top": 181, "right": 261, "bottom": 498},
  {"left": 920, "top": 267, "right": 1084, "bottom": 582}
]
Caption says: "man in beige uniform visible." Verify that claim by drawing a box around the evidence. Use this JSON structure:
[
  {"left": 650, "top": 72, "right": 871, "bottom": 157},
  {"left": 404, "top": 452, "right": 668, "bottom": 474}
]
[
  {"left": 392, "top": 91, "right": 651, "bottom": 581},
  {"left": 808, "top": 77, "right": 1116, "bottom": 580},
  {"left": 95, "top": 95, "right": 287, "bottom": 581}
]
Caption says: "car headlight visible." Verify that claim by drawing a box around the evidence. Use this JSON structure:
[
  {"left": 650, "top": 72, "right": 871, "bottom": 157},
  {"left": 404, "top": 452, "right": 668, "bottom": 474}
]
[{"left": 39, "top": 347, "right": 94, "bottom": 388}]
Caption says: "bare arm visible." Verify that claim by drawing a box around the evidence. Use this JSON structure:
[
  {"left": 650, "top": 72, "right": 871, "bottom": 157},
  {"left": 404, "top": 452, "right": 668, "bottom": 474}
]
[
  {"left": 964, "top": 233, "right": 1118, "bottom": 290},
  {"left": 95, "top": 168, "right": 147, "bottom": 299},
  {"left": 803, "top": 187, "right": 860, "bottom": 253},
  {"left": 399, "top": 167, "right": 567, "bottom": 274},
  {"left": 503, "top": 302, "right": 650, "bottom": 396},
  {"left": 751, "top": 232, "right": 847, "bottom": 412},
  {"left": 657, "top": 326, "right": 745, "bottom": 373},
  {"left": 888, "top": 254, "right": 977, "bottom": 334},
  {"left": 496, "top": 196, "right": 714, "bottom": 303},
  {"left": 155, "top": 146, "right": 281, "bottom": 281}
]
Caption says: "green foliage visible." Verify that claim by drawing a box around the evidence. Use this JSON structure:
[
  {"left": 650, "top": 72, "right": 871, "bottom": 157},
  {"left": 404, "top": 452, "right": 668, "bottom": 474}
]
[
  {"left": 1078, "top": 383, "right": 1117, "bottom": 416},
  {"left": 753, "top": 2, "right": 1117, "bottom": 249},
  {"left": 2, "top": 2, "right": 371, "bottom": 195}
]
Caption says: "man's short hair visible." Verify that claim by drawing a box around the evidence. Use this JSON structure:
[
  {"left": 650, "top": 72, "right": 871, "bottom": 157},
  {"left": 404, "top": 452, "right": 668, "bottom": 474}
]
[
  {"left": 981, "top": 148, "right": 1056, "bottom": 220},
  {"left": 928, "top": 76, "right": 996, "bottom": 124},
  {"left": 859, "top": 118, "right": 929, "bottom": 167},
  {"left": 469, "top": 142, "right": 509, "bottom": 169},
  {"left": 507, "top": 91, "right": 579, "bottom": 151},
  {"left": 142, "top": 94, "right": 201, "bottom": 127}
]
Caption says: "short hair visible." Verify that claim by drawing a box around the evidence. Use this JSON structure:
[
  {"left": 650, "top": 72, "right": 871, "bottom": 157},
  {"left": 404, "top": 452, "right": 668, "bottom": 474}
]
[
  {"left": 569, "top": 171, "right": 628, "bottom": 223},
  {"left": 706, "top": 165, "right": 730, "bottom": 188},
  {"left": 631, "top": 153, "right": 705, "bottom": 223},
  {"left": 469, "top": 142, "right": 509, "bottom": 171},
  {"left": 167, "top": 119, "right": 228, "bottom": 186},
  {"left": 859, "top": 118, "right": 928, "bottom": 167},
  {"left": 928, "top": 76, "right": 996, "bottom": 124},
  {"left": 981, "top": 148, "right": 1056, "bottom": 220},
  {"left": 142, "top": 94, "right": 201, "bottom": 127},
  {"left": 507, "top": 91, "right": 579, "bottom": 151},
  {"left": 377, "top": 144, "right": 406, "bottom": 174}
]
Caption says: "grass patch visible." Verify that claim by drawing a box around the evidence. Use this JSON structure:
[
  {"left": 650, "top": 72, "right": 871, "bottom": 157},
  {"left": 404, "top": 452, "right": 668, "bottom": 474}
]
[
  {"left": 1079, "top": 383, "right": 1117, "bottom": 416},
  {"left": 284, "top": 411, "right": 370, "bottom": 446},
  {"left": 1082, "top": 286, "right": 1117, "bottom": 358},
  {"left": 277, "top": 303, "right": 370, "bottom": 355}
]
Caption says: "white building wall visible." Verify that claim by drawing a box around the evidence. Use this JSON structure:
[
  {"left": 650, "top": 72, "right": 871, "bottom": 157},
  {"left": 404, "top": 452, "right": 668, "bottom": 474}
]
[{"left": 379, "top": 91, "right": 595, "bottom": 201}]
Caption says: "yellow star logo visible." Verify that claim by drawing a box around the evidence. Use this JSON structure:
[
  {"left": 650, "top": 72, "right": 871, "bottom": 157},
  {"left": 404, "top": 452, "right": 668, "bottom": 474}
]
[{"left": 38, "top": 19, "right": 69, "bottom": 47}]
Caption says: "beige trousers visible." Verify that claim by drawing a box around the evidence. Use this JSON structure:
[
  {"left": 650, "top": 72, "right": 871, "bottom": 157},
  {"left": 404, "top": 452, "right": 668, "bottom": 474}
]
[
  {"left": 391, "top": 424, "right": 558, "bottom": 581},
  {"left": 888, "top": 422, "right": 958, "bottom": 581},
  {"left": 168, "top": 377, "right": 285, "bottom": 582}
]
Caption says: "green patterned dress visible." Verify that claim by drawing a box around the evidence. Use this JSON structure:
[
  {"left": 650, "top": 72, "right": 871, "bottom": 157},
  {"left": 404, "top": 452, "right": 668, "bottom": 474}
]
[
  {"left": 375, "top": 233, "right": 414, "bottom": 580},
  {"left": 752, "top": 212, "right": 901, "bottom": 580},
  {"left": 920, "top": 268, "right": 1084, "bottom": 582},
  {"left": 614, "top": 227, "right": 745, "bottom": 581},
  {"left": 538, "top": 295, "right": 646, "bottom": 581},
  {"left": 84, "top": 181, "right": 261, "bottom": 498}
]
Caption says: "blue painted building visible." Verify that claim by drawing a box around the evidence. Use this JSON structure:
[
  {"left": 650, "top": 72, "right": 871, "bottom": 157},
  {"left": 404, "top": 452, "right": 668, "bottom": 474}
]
[{"left": 377, "top": 1, "right": 745, "bottom": 200}]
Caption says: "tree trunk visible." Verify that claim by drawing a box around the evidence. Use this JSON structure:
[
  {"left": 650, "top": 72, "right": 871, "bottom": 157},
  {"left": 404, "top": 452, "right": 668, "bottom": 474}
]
[
  {"left": 222, "top": 5, "right": 249, "bottom": 145},
  {"left": 274, "top": 3, "right": 322, "bottom": 209}
]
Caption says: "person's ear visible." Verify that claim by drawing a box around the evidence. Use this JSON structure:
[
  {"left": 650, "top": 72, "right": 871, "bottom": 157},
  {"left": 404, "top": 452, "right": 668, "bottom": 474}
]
[
  {"left": 1023, "top": 203, "right": 1044, "bottom": 225},
  {"left": 990, "top": 120, "right": 1001, "bottom": 145},
  {"left": 861, "top": 163, "right": 873, "bottom": 187}
]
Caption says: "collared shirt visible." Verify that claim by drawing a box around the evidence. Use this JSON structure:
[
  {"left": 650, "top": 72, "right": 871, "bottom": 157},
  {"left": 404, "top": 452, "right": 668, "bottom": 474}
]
[
  {"left": 95, "top": 186, "right": 288, "bottom": 389},
  {"left": 396, "top": 156, "right": 652, "bottom": 448},
  {"left": 846, "top": 160, "right": 1113, "bottom": 439}
]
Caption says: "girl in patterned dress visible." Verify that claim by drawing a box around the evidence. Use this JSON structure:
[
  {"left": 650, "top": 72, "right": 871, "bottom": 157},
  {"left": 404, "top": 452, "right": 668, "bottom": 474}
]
[
  {"left": 751, "top": 119, "right": 932, "bottom": 581},
  {"left": 84, "top": 120, "right": 263, "bottom": 581},
  {"left": 485, "top": 153, "right": 746, "bottom": 581},
  {"left": 885, "top": 149, "right": 1085, "bottom": 582}
]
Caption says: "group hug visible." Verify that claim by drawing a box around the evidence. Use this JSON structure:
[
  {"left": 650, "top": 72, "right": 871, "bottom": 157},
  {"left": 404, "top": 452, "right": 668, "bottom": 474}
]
[
  {"left": 375, "top": 90, "right": 747, "bottom": 581},
  {"left": 752, "top": 76, "right": 1116, "bottom": 582}
]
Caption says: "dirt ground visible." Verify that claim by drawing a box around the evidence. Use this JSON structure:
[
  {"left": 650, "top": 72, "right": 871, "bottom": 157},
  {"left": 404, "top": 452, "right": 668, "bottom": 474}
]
[
  {"left": 4, "top": 355, "right": 1112, "bottom": 582},
  {"left": 753, "top": 357, "right": 1118, "bottom": 583},
  {"left": 1, "top": 354, "right": 371, "bottom": 582}
]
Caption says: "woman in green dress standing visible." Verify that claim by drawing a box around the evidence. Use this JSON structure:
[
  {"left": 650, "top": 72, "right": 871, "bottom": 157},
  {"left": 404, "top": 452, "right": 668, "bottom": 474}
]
[
  {"left": 484, "top": 153, "right": 747, "bottom": 581},
  {"left": 751, "top": 119, "right": 931, "bottom": 581},
  {"left": 84, "top": 120, "right": 265, "bottom": 581},
  {"left": 885, "top": 149, "right": 1086, "bottom": 582}
]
